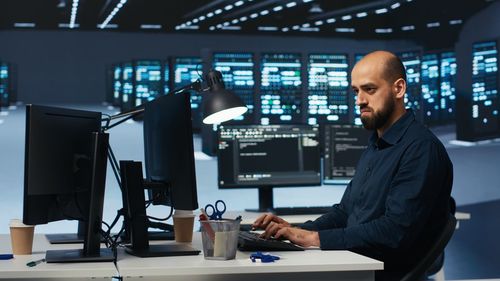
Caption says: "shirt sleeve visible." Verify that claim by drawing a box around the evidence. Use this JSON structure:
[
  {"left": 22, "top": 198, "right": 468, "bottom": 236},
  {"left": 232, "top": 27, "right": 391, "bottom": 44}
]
[
  {"left": 316, "top": 139, "right": 450, "bottom": 251},
  {"left": 300, "top": 180, "right": 352, "bottom": 231}
]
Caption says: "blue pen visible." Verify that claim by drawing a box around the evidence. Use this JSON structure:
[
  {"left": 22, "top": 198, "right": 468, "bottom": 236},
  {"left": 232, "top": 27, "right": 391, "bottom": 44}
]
[{"left": 0, "top": 254, "right": 14, "bottom": 260}]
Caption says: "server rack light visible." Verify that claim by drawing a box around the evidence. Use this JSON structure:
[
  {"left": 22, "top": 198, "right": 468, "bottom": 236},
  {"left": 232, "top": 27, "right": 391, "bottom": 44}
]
[
  {"left": 0, "top": 62, "right": 9, "bottom": 108},
  {"left": 213, "top": 53, "right": 255, "bottom": 124},
  {"left": 421, "top": 53, "right": 440, "bottom": 125},
  {"left": 307, "top": 54, "right": 349, "bottom": 125},
  {"left": 134, "top": 60, "right": 162, "bottom": 107},
  {"left": 121, "top": 62, "right": 134, "bottom": 113},
  {"left": 260, "top": 53, "right": 303, "bottom": 125},
  {"left": 471, "top": 41, "right": 499, "bottom": 136},
  {"left": 440, "top": 52, "right": 457, "bottom": 123},
  {"left": 399, "top": 51, "right": 422, "bottom": 121},
  {"left": 164, "top": 61, "right": 170, "bottom": 95},
  {"left": 174, "top": 57, "right": 203, "bottom": 130},
  {"left": 353, "top": 54, "right": 366, "bottom": 125},
  {"left": 113, "top": 64, "right": 122, "bottom": 106}
]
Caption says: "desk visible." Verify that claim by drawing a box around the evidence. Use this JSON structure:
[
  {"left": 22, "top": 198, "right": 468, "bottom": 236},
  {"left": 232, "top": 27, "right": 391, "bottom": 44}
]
[
  {"left": 117, "top": 232, "right": 383, "bottom": 281},
  {"left": 0, "top": 234, "right": 116, "bottom": 280}
]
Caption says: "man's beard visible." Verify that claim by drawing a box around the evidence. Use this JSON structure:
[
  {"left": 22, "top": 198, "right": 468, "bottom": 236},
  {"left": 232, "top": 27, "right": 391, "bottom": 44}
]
[{"left": 360, "top": 97, "right": 395, "bottom": 130}]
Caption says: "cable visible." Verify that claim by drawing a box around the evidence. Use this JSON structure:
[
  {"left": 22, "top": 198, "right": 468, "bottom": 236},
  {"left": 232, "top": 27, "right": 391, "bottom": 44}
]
[{"left": 146, "top": 205, "right": 173, "bottom": 221}]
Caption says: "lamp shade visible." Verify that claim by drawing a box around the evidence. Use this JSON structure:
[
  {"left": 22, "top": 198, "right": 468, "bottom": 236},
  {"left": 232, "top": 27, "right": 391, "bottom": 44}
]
[{"left": 202, "top": 70, "right": 248, "bottom": 124}]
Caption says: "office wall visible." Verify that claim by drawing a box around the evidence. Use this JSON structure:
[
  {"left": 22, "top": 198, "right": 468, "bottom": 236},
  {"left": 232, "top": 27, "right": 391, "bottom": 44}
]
[
  {"left": 0, "top": 30, "right": 416, "bottom": 103},
  {"left": 455, "top": 1, "right": 500, "bottom": 140}
]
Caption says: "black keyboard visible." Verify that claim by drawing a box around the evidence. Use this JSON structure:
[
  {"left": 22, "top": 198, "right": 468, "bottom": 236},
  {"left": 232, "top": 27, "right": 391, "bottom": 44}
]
[
  {"left": 272, "top": 206, "right": 332, "bottom": 216},
  {"left": 238, "top": 231, "right": 304, "bottom": 251}
]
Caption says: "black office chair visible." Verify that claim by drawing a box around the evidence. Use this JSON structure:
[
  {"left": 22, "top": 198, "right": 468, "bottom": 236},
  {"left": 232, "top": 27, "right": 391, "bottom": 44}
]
[{"left": 400, "top": 213, "right": 457, "bottom": 281}]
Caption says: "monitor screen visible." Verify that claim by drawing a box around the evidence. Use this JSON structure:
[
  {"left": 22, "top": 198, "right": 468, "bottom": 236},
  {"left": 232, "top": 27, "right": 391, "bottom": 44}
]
[
  {"left": 213, "top": 52, "right": 255, "bottom": 123},
  {"left": 323, "top": 124, "right": 371, "bottom": 185},
  {"left": 134, "top": 60, "right": 163, "bottom": 107},
  {"left": 112, "top": 64, "right": 122, "bottom": 106},
  {"left": 0, "top": 62, "right": 9, "bottom": 107},
  {"left": 143, "top": 93, "right": 199, "bottom": 211},
  {"left": 218, "top": 124, "right": 321, "bottom": 211},
  {"left": 399, "top": 51, "right": 422, "bottom": 119},
  {"left": 440, "top": 51, "right": 457, "bottom": 123},
  {"left": 421, "top": 53, "right": 440, "bottom": 124},
  {"left": 121, "top": 62, "right": 134, "bottom": 113},
  {"left": 307, "top": 54, "right": 349, "bottom": 125},
  {"left": 260, "top": 53, "right": 303, "bottom": 125},
  {"left": 471, "top": 41, "right": 499, "bottom": 135}
]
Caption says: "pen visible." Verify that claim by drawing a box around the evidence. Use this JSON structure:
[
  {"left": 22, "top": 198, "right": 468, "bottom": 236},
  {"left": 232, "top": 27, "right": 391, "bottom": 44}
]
[
  {"left": 0, "top": 254, "right": 14, "bottom": 260},
  {"left": 26, "top": 258, "right": 46, "bottom": 267}
]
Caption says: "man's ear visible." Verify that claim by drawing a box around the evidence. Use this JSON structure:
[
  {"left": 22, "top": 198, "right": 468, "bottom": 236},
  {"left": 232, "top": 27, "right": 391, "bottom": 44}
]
[{"left": 393, "top": 78, "right": 406, "bottom": 99}]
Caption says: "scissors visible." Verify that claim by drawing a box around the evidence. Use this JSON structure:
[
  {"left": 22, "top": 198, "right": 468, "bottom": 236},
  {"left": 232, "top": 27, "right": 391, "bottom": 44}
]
[{"left": 204, "top": 200, "right": 226, "bottom": 220}]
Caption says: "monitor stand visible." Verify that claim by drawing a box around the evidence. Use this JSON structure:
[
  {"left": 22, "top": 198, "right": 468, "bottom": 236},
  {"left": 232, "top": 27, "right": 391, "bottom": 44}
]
[
  {"left": 120, "top": 160, "right": 200, "bottom": 258},
  {"left": 245, "top": 186, "right": 275, "bottom": 213}
]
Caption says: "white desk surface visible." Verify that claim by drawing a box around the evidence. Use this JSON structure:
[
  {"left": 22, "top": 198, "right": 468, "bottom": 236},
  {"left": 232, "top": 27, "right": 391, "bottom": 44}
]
[
  {"left": 0, "top": 234, "right": 116, "bottom": 280},
  {"left": 117, "top": 232, "right": 383, "bottom": 281}
]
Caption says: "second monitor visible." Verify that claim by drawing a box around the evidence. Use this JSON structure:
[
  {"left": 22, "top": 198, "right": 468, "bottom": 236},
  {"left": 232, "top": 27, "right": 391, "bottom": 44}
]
[{"left": 218, "top": 124, "right": 321, "bottom": 212}]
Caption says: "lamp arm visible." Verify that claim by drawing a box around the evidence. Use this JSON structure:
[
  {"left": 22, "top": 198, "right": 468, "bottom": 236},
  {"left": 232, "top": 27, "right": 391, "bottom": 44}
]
[{"left": 102, "top": 79, "right": 203, "bottom": 131}]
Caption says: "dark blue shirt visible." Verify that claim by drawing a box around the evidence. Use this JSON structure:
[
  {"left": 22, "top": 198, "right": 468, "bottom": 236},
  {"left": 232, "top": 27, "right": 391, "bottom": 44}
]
[{"left": 302, "top": 110, "right": 453, "bottom": 278}]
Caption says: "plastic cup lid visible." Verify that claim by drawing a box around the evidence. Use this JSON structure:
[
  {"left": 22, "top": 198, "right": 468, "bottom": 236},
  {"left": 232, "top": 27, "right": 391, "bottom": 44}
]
[{"left": 173, "top": 209, "right": 195, "bottom": 217}]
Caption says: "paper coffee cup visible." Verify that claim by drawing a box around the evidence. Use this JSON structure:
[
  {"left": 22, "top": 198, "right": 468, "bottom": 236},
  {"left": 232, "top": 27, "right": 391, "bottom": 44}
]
[
  {"left": 9, "top": 219, "right": 35, "bottom": 255},
  {"left": 173, "top": 210, "right": 195, "bottom": 243}
]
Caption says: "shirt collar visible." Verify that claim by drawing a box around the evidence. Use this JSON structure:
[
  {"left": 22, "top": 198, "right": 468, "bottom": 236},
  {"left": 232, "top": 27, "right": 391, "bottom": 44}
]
[{"left": 369, "top": 109, "right": 415, "bottom": 148}]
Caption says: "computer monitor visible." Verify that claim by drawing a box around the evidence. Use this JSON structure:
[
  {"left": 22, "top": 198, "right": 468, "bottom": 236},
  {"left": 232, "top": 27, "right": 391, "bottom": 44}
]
[
  {"left": 218, "top": 125, "right": 321, "bottom": 212},
  {"left": 23, "top": 104, "right": 113, "bottom": 263},
  {"left": 120, "top": 93, "right": 200, "bottom": 257},
  {"left": 323, "top": 124, "right": 371, "bottom": 185}
]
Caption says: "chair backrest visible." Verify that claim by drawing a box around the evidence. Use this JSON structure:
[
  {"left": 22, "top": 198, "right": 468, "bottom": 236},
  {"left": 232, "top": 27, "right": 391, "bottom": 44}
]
[{"left": 400, "top": 213, "right": 457, "bottom": 281}]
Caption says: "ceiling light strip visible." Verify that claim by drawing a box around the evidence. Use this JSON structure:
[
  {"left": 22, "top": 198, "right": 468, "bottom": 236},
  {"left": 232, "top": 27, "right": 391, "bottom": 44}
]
[
  {"left": 69, "top": 0, "right": 79, "bottom": 28},
  {"left": 177, "top": 0, "right": 253, "bottom": 30},
  {"left": 99, "top": 0, "right": 128, "bottom": 29}
]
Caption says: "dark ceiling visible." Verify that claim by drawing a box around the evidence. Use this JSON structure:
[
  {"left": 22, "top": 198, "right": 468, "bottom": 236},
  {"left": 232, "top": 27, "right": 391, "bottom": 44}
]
[{"left": 0, "top": 0, "right": 496, "bottom": 49}]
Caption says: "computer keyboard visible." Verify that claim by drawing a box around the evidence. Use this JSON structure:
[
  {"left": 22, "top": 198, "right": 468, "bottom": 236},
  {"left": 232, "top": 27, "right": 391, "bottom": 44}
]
[
  {"left": 238, "top": 231, "right": 304, "bottom": 251},
  {"left": 272, "top": 206, "right": 332, "bottom": 216}
]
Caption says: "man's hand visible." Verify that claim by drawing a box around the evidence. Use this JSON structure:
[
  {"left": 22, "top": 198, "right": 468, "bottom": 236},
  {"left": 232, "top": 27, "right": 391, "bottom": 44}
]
[
  {"left": 275, "top": 227, "right": 320, "bottom": 248},
  {"left": 252, "top": 213, "right": 291, "bottom": 238}
]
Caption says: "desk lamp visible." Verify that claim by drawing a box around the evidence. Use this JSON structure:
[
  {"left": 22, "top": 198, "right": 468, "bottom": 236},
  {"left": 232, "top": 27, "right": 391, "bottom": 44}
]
[{"left": 102, "top": 69, "right": 247, "bottom": 129}]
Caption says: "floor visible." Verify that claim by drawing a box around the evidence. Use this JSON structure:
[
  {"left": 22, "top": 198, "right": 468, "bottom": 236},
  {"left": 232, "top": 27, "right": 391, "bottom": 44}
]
[{"left": 1, "top": 103, "right": 500, "bottom": 280}]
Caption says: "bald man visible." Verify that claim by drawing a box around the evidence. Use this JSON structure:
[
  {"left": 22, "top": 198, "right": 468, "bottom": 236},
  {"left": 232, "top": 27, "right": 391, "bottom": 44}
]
[{"left": 252, "top": 51, "right": 453, "bottom": 280}]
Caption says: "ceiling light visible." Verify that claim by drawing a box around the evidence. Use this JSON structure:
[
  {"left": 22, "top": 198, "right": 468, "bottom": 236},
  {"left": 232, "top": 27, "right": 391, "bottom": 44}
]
[
  {"left": 302, "top": 23, "right": 310, "bottom": 27},
  {"left": 427, "top": 22, "right": 440, "bottom": 28},
  {"left": 292, "top": 25, "right": 300, "bottom": 30},
  {"left": 207, "top": 12, "right": 214, "bottom": 17},
  {"left": 216, "top": 24, "right": 223, "bottom": 28},
  {"left": 449, "top": 19, "right": 462, "bottom": 25},
  {"left": 221, "top": 26, "right": 241, "bottom": 30},
  {"left": 335, "top": 28, "right": 355, "bottom": 33},
  {"left": 58, "top": 23, "right": 80, "bottom": 28},
  {"left": 300, "top": 27, "right": 319, "bottom": 32},
  {"left": 199, "top": 16, "right": 206, "bottom": 21},
  {"left": 232, "top": 19, "right": 239, "bottom": 24},
  {"left": 326, "top": 18, "right": 336, "bottom": 23},
  {"left": 314, "top": 20, "right": 323, "bottom": 26},
  {"left": 303, "top": 0, "right": 313, "bottom": 3},
  {"left": 286, "top": 2, "right": 297, "bottom": 8},
  {"left": 273, "top": 5, "right": 283, "bottom": 12},
  {"left": 282, "top": 27, "right": 290, "bottom": 32},
  {"left": 57, "top": 0, "right": 66, "bottom": 8},
  {"left": 225, "top": 4, "right": 233, "bottom": 10},
  {"left": 69, "top": 0, "right": 79, "bottom": 29},
  {"left": 391, "top": 2, "right": 401, "bottom": 9},
  {"left": 192, "top": 19, "right": 199, "bottom": 23},
  {"left": 258, "top": 26, "right": 278, "bottom": 31},
  {"left": 342, "top": 15, "right": 352, "bottom": 21},
  {"left": 14, "top": 22, "right": 36, "bottom": 28},
  {"left": 186, "top": 21, "right": 192, "bottom": 25},
  {"left": 223, "top": 21, "right": 230, "bottom": 26},
  {"left": 375, "top": 8, "right": 388, "bottom": 14},
  {"left": 209, "top": 26, "right": 215, "bottom": 30},
  {"left": 97, "top": 23, "right": 118, "bottom": 29},
  {"left": 260, "top": 10, "right": 269, "bottom": 15},
  {"left": 375, "top": 28, "right": 392, "bottom": 33},
  {"left": 100, "top": 0, "right": 127, "bottom": 29},
  {"left": 250, "top": 13, "right": 258, "bottom": 18},
  {"left": 356, "top": 12, "right": 368, "bottom": 18},
  {"left": 140, "top": 24, "right": 162, "bottom": 29},
  {"left": 309, "top": 3, "right": 323, "bottom": 13},
  {"left": 235, "top": 1, "right": 244, "bottom": 6},
  {"left": 401, "top": 25, "right": 415, "bottom": 31},
  {"left": 214, "top": 9, "right": 222, "bottom": 14}
]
